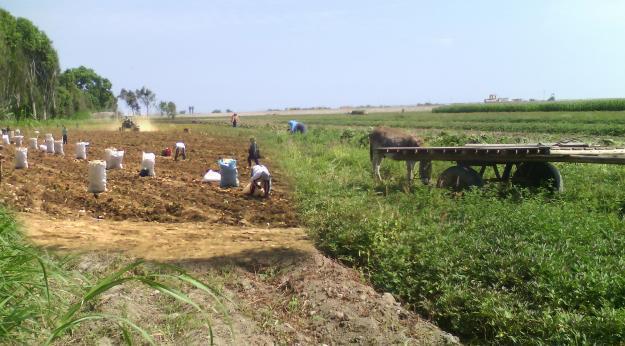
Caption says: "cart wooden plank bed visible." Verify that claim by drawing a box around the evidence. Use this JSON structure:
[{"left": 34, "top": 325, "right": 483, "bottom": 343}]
[{"left": 375, "top": 143, "right": 625, "bottom": 191}]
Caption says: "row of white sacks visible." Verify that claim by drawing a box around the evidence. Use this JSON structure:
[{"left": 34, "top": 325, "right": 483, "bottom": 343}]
[
  {"left": 87, "top": 152, "right": 155, "bottom": 193},
  {"left": 11, "top": 144, "right": 156, "bottom": 193},
  {"left": 1, "top": 129, "right": 29, "bottom": 144},
  {"left": 4, "top": 133, "right": 71, "bottom": 156}
]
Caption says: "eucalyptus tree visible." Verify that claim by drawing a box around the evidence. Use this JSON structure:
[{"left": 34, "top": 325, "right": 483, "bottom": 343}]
[{"left": 136, "top": 87, "right": 155, "bottom": 117}]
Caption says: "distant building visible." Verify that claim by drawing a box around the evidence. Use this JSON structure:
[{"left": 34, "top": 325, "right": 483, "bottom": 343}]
[{"left": 484, "top": 94, "right": 510, "bottom": 103}]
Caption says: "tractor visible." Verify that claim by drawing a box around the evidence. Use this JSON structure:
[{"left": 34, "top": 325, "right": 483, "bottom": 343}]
[{"left": 119, "top": 117, "right": 140, "bottom": 132}]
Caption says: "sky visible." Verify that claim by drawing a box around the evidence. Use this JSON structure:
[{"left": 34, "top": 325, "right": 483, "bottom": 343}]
[{"left": 2, "top": 0, "right": 625, "bottom": 113}]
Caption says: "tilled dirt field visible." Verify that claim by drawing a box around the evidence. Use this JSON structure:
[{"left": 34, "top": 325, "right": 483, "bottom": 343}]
[{"left": 0, "top": 128, "right": 297, "bottom": 226}]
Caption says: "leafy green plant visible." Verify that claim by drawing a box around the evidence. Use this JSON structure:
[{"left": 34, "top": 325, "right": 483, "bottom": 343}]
[{"left": 257, "top": 125, "right": 625, "bottom": 344}]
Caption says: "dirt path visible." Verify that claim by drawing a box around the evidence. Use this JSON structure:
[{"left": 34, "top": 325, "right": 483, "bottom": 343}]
[{"left": 22, "top": 214, "right": 313, "bottom": 263}]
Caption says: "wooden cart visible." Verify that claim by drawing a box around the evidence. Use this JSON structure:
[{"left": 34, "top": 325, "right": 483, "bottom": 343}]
[{"left": 375, "top": 143, "right": 625, "bottom": 191}]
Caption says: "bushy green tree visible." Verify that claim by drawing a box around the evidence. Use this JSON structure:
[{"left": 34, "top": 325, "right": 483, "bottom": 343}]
[
  {"left": 59, "top": 66, "right": 116, "bottom": 110},
  {"left": 158, "top": 101, "right": 167, "bottom": 116},
  {"left": 166, "top": 101, "right": 176, "bottom": 119}
]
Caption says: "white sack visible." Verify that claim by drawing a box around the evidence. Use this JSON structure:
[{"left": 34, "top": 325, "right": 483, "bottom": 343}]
[
  {"left": 104, "top": 148, "right": 115, "bottom": 167},
  {"left": 54, "top": 140, "right": 64, "bottom": 155},
  {"left": 13, "top": 135, "right": 23, "bottom": 147},
  {"left": 29, "top": 138, "right": 38, "bottom": 150},
  {"left": 2, "top": 135, "right": 9, "bottom": 145},
  {"left": 39, "top": 144, "right": 47, "bottom": 151},
  {"left": 141, "top": 152, "right": 156, "bottom": 176},
  {"left": 14, "top": 148, "right": 27, "bottom": 169},
  {"left": 75, "top": 142, "right": 87, "bottom": 160},
  {"left": 202, "top": 170, "right": 221, "bottom": 183},
  {"left": 45, "top": 137, "right": 54, "bottom": 153},
  {"left": 87, "top": 160, "right": 107, "bottom": 193},
  {"left": 107, "top": 150, "right": 124, "bottom": 169}
]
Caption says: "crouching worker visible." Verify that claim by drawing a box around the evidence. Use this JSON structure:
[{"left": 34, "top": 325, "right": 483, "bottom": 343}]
[
  {"left": 248, "top": 164, "right": 271, "bottom": 198},
  {"left": 174, "top": 142, "right": 186, "bottom": 161}
]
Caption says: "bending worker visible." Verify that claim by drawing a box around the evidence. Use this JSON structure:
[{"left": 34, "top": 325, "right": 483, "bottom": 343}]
[
  {"left": 174, "top": 141, "right": 186, "bottom": 161},
  {"left": 249, "top": 164, "right": 271, "bottom": 198}
]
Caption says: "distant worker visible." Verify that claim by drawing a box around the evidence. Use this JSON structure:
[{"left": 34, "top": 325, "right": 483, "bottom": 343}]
[
  {"left": 61, "top": 125, "right": 68, "bottom": 144},
  {"left": 174, "top": 141, "right": 186, "bottom": 161},
  {"left": 249, "top": 164, "right": 271, "bottom": 198},
  {"left": 288, "top": 120, "right": 306, "bottom": 134},
  {"left": 247, "top": 137, "right": 261, "bottom": 167},
  {"left": 231, "top": 113, "right": 239, "bottom": 128}
]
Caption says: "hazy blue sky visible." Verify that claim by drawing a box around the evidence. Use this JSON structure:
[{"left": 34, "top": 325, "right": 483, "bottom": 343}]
[{"left": 2, "top": 0, "right": 625, "bottom": 112}]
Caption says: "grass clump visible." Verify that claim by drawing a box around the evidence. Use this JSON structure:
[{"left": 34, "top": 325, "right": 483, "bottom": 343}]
[{"left": 261, "top": 127, "right": 625, "bottom": 344}]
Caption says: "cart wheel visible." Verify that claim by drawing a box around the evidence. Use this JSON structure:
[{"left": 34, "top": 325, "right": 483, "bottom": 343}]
[
  {"left": 437, "top": 166, "right": 484, "bottom": 191},
  {"left": 511, "top": 162, "right": 563, "bottom": 192}
]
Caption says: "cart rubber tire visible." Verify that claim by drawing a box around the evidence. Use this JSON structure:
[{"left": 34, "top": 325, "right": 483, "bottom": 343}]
[
  {"left": 511, "top": 162, "right": 563, "bottom": 192},
  {"left": 436, "top": 166, "right": 484, "bottom": 191}
]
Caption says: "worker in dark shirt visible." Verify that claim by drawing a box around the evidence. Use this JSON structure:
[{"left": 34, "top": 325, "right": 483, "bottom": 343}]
[{"left": 247, "top": 137, "right": 260, "bottom": 167}]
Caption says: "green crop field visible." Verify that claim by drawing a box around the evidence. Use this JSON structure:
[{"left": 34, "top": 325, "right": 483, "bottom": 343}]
[
  {"left": 433, "top": 99, "right": 625, "bottom": 113},
  {"left": 181, "top": 110, "right": 625, "bottom": 137},
  {"left": 221, "top": 111, "right": 625, "bottom": 344}
]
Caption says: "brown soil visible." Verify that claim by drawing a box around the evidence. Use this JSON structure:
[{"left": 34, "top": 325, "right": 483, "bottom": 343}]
[
  {"left": 0, "top": 129, "right": 296, "bottom": 226},
  {"left": 22, "top": 213, "right": 313, "bottom": 263}
]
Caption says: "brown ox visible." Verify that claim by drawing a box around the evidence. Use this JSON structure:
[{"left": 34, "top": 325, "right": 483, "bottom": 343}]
[{"left": 369, "top": 126, "right": 431, "bottom": 184}]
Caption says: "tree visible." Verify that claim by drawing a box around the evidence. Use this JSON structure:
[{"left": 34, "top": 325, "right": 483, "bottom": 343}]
[
  {"left": 136, "top": 86, "right": 155, "bottom": 116},
  {"left": 0, "top": 8, "right": 115, "bottom": 119},
  {"left": 158, "top": 101, "right": 167, "bottom": 116},
  {"left": 212, "top": 109, "right": 221, "bottom": 113},
  {"left": 0, "top": 9, "right": 60, "bottom": 119},
  {"left": 118, "top": 88, "right": 140, "bottom": 115},
  {"left": 57, "top": 66, "right": 116, "bottom": 115},
  {"left": 166, "top": 101, "right": 176, "bottom": 119}
]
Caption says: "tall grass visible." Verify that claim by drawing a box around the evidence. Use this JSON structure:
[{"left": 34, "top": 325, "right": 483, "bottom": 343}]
[
  {"left": 434, "top": 99, "right": 625, "bottom": 113},
  {"left": 0, "top": 206, "right": 227, "bottom": 344},
  {"left": 260, "top": 127, "right": 625, "bottom": 344}
]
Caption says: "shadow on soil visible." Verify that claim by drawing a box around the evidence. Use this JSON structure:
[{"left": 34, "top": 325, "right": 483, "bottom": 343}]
[{"left": 168, "top": 247, "right": 313, "bottom": 273}]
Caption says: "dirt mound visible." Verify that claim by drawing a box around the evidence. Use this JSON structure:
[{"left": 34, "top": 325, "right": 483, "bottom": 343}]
[{"left": 0, "top": 129, "right": 296, "bottom": 227}]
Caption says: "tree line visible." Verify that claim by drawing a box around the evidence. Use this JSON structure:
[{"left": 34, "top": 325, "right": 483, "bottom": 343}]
[
  {"left": 118, "top": 87, "right": 180, "bottom": 118},
  {"left": 0, "top": 8, "right": 116, "bottom": 120}
]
